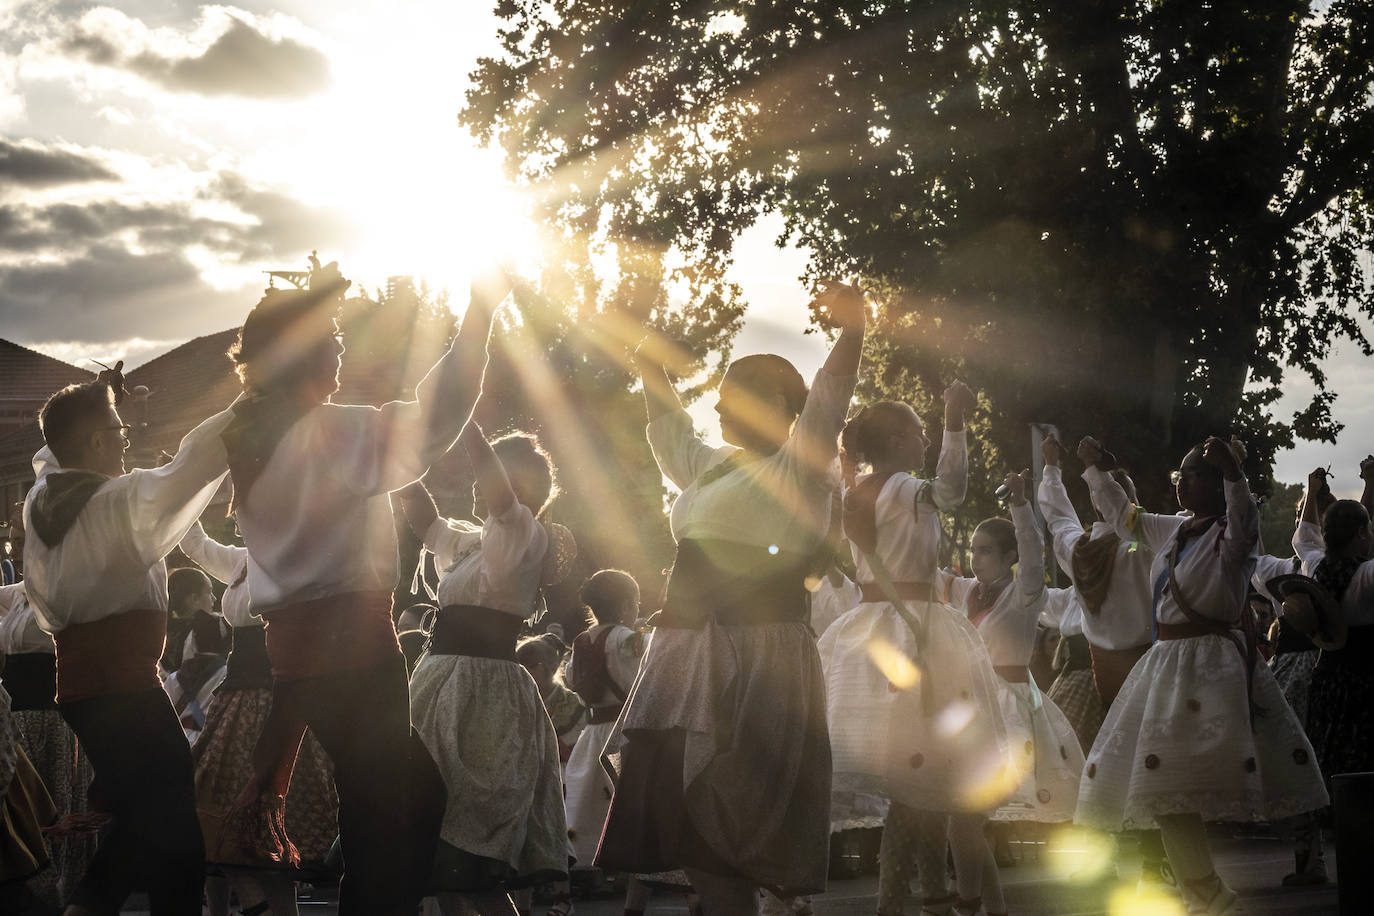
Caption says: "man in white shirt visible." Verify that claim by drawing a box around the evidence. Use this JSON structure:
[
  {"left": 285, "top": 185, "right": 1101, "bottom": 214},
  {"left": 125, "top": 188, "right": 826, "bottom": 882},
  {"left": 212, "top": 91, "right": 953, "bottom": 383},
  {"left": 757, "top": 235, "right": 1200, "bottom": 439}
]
[
  {"left": 23, "top": 379, "right": 232, "bottom": 915},
  {"left": 223, "top": 262, "right": 507, "bottom": 915}
]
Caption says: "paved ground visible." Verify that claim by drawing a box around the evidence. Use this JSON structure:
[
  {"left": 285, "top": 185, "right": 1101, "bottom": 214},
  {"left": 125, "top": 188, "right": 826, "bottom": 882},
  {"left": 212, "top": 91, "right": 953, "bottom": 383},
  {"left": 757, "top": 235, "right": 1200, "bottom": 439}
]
[{"left": 123, "top": 832, "right": 1342, "bottom": 915}]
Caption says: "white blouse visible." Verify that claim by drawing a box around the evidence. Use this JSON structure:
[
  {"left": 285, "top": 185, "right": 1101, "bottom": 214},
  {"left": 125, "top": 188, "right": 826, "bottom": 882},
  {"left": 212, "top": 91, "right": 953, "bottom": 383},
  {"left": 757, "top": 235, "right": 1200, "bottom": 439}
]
[
  {"left": 647, "top": 369, "right": 857, "bottom": 551},
  {"left": 1085, "top": 466, "right": 1259, "bottom": 627},
  {"left": 1291, "top": 522, "right": 1374, "bottom": 628},
  {"left": 939, "top": 502, "right": 1046, "bottom": 668},
  {"left": 425, "top": 502, "right": 548, "bottom": 617},
  {"left": 1039, "top": 465, "right": 1156, "bottom": 650},
  {"left": 179, "top": 522, "right": 254, "bottom": 628},
  {"left": 0, "top": 584, "right": 54, "bottom": 655},
  {"left": 850, "top": 430, "right": 968, "bottom": 586},
  {"left": 23, "top": 408, "right": 233, "bottom": 633}
]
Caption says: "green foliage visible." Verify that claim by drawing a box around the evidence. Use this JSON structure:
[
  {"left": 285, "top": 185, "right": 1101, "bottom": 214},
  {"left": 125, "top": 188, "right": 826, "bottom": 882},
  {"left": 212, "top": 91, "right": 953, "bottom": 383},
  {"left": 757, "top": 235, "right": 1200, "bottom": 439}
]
[
  {"left": 464, "top": 0, "right": 1374, "bottom": 511},
  {"left": 1258, "top": 479, "right": 1303, "bottom": 558}
]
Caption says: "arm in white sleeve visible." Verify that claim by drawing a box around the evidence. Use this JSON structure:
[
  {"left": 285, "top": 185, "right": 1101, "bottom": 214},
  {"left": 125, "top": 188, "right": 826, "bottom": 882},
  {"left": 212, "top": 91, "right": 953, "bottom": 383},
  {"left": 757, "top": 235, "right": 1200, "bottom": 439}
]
[
  {"left": 179, "top": 522, "right": 246, "bottom": 586},
  {"left": 1037, "top": 465, "right": 1085, "bottom": 577},
  {"left": 646, "top": 410, "right": 728, "bottom": 491},
  {"left": 120, "top": 407, "right": 233, "bottom": 568},
  {"left": 782, "top": 369, "right": 858, "bottom": 486},
  {"left": 1220, "top": 476, "right": 1261, "bottom": 571},
  {"left": 1010, "top": 501, "right": 1046, "bottom": 602},
  {"left": 1293, "top": 520, "right": 1325, "bottom": 575},
  {"left": 1040, "top": 586, "right": 1077, "bottom": 629},
  {"left": 936, "top": 568, "right": 978, "bottom": 610},
  {"left": 1083, "top": 465, "right": 1182, "bottom": 551},
  {"left": 931, "top": 429, "right": 968, "bottom": 510}
]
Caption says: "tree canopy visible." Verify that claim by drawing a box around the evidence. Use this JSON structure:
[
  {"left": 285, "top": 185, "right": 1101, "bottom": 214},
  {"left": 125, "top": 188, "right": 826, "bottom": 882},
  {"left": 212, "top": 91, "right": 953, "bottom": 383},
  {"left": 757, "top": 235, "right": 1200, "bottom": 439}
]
[{"left": 463, "top": 0, "right": 1374, "bottom": 512}]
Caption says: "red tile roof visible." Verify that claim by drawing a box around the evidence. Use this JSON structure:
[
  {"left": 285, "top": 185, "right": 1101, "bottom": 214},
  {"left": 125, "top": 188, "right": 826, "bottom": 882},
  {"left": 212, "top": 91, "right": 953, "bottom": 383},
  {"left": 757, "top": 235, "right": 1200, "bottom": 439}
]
[{"left": 0, "top": 339, "right": 95, "bottom": 401}]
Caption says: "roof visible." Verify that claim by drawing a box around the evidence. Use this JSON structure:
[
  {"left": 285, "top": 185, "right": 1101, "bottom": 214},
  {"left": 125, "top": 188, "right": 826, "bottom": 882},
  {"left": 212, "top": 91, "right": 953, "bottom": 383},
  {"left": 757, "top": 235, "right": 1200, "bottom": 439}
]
[
  {"left": 122, "top": 329, "right": 242, "bottom": 461},
  {"left": 0, "top": 339, "right": 95, "bottom": 401}
]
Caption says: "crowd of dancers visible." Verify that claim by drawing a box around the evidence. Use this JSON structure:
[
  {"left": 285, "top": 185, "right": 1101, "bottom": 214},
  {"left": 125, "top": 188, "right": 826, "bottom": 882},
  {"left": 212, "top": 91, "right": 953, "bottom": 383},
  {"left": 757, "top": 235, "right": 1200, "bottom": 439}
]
[{"left": 0, "top": 260, "right": 1367, "bottom": 916}]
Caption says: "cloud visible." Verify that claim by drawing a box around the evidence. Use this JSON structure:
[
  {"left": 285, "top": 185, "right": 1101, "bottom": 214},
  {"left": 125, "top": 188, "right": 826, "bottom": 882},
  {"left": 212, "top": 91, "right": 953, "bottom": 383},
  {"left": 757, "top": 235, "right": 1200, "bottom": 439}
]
[
  {"left": 0, "top": 137, "right": 119, "bottom": 187},
  {"left": 62, "top": 9, "right": 330, "bottom": 100}
]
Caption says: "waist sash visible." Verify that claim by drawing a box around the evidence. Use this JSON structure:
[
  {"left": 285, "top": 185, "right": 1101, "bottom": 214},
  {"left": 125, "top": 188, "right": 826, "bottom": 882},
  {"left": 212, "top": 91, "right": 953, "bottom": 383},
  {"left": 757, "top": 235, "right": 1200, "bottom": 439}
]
[
  {"left": 262, "top": 591, "right": 397, "bottom": 680},
  {"left": 427, "top": 605, "right": 522, "bottom": 661},
  {"left": 1156, "top": 619, "right": 1237, "bottom": 641},
  {"left": 1088, "top": 642, "right": 1151, "bottom": 707},
  {"left": 653, "top": 538, "right": 811, "bottom": 628},
  {"left": 588, "top": 703, "right": 625, "bottom": 725},
  {"left": 858, "top": 581, "right": 935, "bottom": 604},
  {"left": 1060, "top": 632, "right": 1092, "bottom": 671},
  {"left": 220, "top": 625, "right": 273, "bottom": 692},
  {"left": 52, "top": 608, "right": 166, "bottom": 703},
  {"left": 1, "top": 652, "right": 58, "bottom": 711}
]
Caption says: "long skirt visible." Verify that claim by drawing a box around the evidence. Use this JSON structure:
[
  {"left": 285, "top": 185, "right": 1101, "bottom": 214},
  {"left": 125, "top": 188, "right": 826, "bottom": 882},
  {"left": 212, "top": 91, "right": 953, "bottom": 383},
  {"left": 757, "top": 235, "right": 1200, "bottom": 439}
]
[
  {"left": 1303, "top": 659, "right": 1374, "bottom": 785},
  {"left": 193, "top": 687, "right": 339, "bottom": 869},
  {"left": 1047, "top": 666, "right": 1107, "bottom": 753},
  {"left": 564, "top": 720, "right": 616, "bottom": 867},
  {"left": 1076, "top": 635, "right": 1329, "bottom": 832},
  {"left": 819, "top": 600, "right": 1009, "bottom": 821},
  {"left": 409, "top": 655, "right": 568, "bottom": 890},
  {"left": 0, "top": 745, "right": 56, "bottom": 882},
  {"left": 596, "top": 620, "right": 831, "bottom": 897},
  {"left": 14, "top": 709, "right": 96, "bottom": 904},
  {"left": 1270, "top": 649, "right": 1319, "bottom": 732},
  {"left": 990, "top": 678, "right": 1086, "bottom": 822}
]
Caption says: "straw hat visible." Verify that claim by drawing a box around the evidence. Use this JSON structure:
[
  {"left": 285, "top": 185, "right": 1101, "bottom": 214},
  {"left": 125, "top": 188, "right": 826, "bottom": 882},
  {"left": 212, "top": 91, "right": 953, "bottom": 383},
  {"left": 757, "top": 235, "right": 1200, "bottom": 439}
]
[{"left": 1266, "top": 573, "right": 1348, "bottom": 651}]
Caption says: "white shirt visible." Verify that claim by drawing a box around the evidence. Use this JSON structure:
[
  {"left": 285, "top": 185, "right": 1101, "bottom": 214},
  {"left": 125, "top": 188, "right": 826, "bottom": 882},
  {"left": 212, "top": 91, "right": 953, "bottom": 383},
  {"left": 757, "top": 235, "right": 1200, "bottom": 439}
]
[
  {"left": 0, "top": 583, "right": 54, "bottom": 655},
  {"left": 426, "top": 503, "right": 548, "bottom": 616},
  {"left": 849, "top": 430, "right": 968, "bottom": 586},
  {"left": 1040, "top": 585, "right": 1084, "bottom": 638},
  {"left": 179, "top": 522, "right": 254, "bottom": 628},
  {"left": 647, "top": 369, "right": 856, "bottom": 551},
  {"left": 1085, "top": 466, "right": 1259, "bottom": 627},
  {"left": 939, "top": 502, "right": 1046, "bottom": 667},
  {"left": 1038, "top": 465, "right": 1155, "bottom": 650},
  {"left": 1293, "top": 521, "right": 1325, "bottom": 575},
  {"left": 234, "top": 401, "right": 455, "bottom": 613},
  {"left": 22, "top": 410, "right": 233, "bottom": 634}
]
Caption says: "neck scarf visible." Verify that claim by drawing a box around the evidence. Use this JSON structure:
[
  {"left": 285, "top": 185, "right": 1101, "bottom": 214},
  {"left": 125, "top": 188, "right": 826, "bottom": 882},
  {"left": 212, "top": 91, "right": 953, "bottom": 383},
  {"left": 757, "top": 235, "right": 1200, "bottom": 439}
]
[
  {"left": 968, "top": 575, "right": 1010, "bottom": 627},
  {"left": 1071, "top": 528, "right": 1121, "bottom": 614},
  {"left": 221, "top": 393, "right": 316, "bottom": 514},
  {"left": 29, "top": 470, "right": 109, "bottom": 547}
]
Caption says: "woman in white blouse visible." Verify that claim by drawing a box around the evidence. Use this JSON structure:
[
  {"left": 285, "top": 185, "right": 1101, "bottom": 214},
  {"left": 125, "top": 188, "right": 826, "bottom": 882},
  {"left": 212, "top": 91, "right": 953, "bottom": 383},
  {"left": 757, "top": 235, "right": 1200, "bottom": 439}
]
[
  {"left": 400, "top": 425, "right": 569, "bottom": 916},
  {"left": 595, "top": 284, "right": 864, "bottom": 914},
  {"left": 1074, "top": 436, "right": 1329, "bottom": 915}
]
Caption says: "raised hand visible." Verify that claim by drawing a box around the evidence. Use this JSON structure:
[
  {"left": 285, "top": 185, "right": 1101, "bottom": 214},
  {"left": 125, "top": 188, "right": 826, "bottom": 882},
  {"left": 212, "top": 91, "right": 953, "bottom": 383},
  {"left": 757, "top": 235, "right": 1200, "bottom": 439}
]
[
  {"left": 1202, "top": 435, "right": 1242, "bottom": 481},
  {"left": 812, "top": 280, "right": 866, "bottom": 334},
  {"left": 1002, "top": 468, "right": 1029, "bottom": 506},
  {"left": 943, "top": 380, "right": 975, "bottom": 416},
  {"left": 1307, "top": 466, "right": 1331, "bottom": 494},
  {"left": 469, "top": 266, "right": 514, "bottom": 316},
  {"left": 1041, "top": 433, "right": 1062, "bottom": 467},
  {"left": 1360, "top": 455, "right": 1374, "bottom": 482}
]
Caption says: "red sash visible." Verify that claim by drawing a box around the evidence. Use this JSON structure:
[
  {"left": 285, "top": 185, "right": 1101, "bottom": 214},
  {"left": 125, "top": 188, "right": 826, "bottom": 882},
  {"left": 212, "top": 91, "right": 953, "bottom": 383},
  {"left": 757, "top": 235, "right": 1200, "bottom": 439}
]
[
  {"left": 262, "top": 591, "right": 398, "bottom": 680},
  {"left": 52, "top": 608, "right": 167, "bottom": 703}
]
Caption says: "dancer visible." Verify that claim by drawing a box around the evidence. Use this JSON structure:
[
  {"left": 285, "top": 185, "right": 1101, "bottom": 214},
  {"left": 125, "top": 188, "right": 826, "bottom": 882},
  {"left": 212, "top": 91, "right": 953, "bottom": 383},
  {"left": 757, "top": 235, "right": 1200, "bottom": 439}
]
[
  {"left": 23, "top": 378, "right": 234, "bottom": 914},
  {"left": 400, "top": 426, "right": 570, "bottom": 916},
  {"left": 1074, "top": 436, "right": 1329, "bottom": 915},
  {"left": 596, "top": 281, "right": 864, "bottom": 914},
  {"left": 564, "top": 569, "right": 646, "bottom": 873},
  {"left": 223, "top": 259, "right": 505, "bottom": 916},
  {"left": 936, "top": 470, "right": 1087, "bottom": 916},
  {"left": 177, "top": 521, "right": 339, "bottom": 916},
  {"left": 818, "top": 391, "right": 1010, "bottom": 916}
]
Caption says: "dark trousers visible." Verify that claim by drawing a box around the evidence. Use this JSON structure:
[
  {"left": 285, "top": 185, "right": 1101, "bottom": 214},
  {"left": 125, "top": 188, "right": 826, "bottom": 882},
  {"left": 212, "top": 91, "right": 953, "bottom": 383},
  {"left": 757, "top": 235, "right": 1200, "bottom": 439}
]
[
  {"left": 270, "top": 654, "right": 444, "bottom": 916},
  {"left": 59, "top": 688, "right": 205, "bottom": 915}
]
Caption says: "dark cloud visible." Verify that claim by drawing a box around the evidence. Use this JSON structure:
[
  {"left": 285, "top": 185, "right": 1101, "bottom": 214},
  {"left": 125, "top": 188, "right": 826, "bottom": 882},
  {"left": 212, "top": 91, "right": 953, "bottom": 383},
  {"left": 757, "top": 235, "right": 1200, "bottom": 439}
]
[
  {"left": 0, "top": 243, "right": 253, "bottom": 343},
  {"left": 64, "top": 14, "right": 330, "bottom": 99},
  {"left": 0, "top": 138, "right": 119, "bottom": 187}
]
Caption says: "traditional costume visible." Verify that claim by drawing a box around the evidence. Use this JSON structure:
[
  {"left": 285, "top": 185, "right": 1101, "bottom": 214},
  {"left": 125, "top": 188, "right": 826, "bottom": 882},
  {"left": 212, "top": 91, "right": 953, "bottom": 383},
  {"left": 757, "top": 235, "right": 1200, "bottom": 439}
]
[
  {"left": 939, "top": 502, "right": 1087, "bottom": 823},
  {"left": 564, "top": 621, "right": 644, "bottom": 867},
  {"left": 595, "top": 367, "right": 856, "bottom": 897},
  {"left": 1038, "top": 588, "right": 1105, "bottom": 754},
  {"left": 22, "top": 408, "right": 232, "bottom": 914},
  {"left": 177, "top": 522, "right": 339, "bottom": 872},
  {"left": 1074, "top": 467, "right": 1329, "bottom": 833},
  {"left": 408, "top": 505, "right": 569, "bottom": 892}
]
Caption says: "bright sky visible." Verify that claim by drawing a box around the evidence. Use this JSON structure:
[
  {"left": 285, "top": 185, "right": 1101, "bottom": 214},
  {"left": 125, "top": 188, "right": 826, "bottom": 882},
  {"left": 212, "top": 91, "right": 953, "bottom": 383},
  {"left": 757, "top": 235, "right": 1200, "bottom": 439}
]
[{"left": 0, "top": 1, "right": 1366, "bottom": 492}]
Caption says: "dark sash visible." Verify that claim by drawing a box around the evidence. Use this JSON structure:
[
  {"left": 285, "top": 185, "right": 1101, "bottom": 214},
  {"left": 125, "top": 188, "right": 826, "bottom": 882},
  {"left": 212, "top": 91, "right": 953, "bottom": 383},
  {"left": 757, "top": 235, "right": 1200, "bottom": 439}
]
[
  {"left": 219, "top": 625, "right": 273, "bottom": 693},
  {"left": 221, "top": 395, "right": 314, "bottom": 514},
  {"left": 652, "top": 538, "right": 811, "bottom": 628},
  {"left": 426, "top": 605, "right": 522, "bottom": 661},
  {"left": 1, "top": 652, "right": 58, "bottom": 711}
]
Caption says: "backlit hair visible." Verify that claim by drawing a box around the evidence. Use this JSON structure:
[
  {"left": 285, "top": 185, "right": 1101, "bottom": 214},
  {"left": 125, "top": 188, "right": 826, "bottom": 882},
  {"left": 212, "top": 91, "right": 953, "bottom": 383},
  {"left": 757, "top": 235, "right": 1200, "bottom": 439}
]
[{"left": 38, "top": 382, "right": 116, "bottom": 466}]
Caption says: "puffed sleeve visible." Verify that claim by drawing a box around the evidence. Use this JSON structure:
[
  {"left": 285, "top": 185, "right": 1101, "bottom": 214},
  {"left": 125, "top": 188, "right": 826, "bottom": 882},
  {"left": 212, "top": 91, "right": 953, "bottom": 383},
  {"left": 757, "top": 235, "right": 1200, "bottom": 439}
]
[
  {"left": 646, "top": 409, "right": 732, "bottom": 490},
  {"left": 479, "top": 501, "right": 548, "bottom": 586},
  {"left": 424, "top": 515, "right": 482, "bottom": 573},
  {"left": 930, "top": 429, "right": 968, "bottom": 510},
  {"left": 1038, "top": 465, "right": 1085, "bottom": 577},
  {"left": 1083, "top": 465, "right": 1183, "bottom": 552},
  {"left": 778, "top": 369, "right": 858, "bottom": 485}
]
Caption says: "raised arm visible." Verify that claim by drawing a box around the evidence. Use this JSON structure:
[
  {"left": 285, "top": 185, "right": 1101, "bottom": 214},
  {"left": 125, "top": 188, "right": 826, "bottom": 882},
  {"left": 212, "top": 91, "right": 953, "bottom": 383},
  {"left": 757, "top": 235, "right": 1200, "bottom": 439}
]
[
  {"left": 1203, "top": 435, "right": 1260, "bottom": 566},
  {"left": 1361, "top": 455, "right": 1374, "bottom": 520},
  {"left": 1079, "top": 435, "right": 1181, "bottom": 550},
  {"left": 1004, "top": 470, "right": 1045, "bottom": 601},
  {"left": 816, "top": 282, "right": 866, "bottom": 378},
  {"left": 396, "top": 480, "right": 440, "bottom": 542},
  {"left": 633, "top": 335, "right": 686, "bottom": 424},
  {"left": 179, "top": 521, "right": 246, "bottom": 585},
  {"left": 930, "top": 381, "right": 973, "bottom": 509},
  {"left": 1037, "top": 435, "right": 1085, "bottom": 576},
  {"left": 460, "top": 422, "right": 516, "bottom": 519},
  {"left": 1301, "top": 466, "right": 1329, "bottom": 526}
]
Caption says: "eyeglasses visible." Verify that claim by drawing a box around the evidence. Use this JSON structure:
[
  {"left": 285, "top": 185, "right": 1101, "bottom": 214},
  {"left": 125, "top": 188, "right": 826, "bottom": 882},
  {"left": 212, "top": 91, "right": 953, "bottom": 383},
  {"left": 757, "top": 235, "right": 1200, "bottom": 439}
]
[
  {"left": 1169, "top": 468, "right": 1200, "bottom": 486},
  {"left": 98, "top": 424, "right": 133, "bottom": 442}
]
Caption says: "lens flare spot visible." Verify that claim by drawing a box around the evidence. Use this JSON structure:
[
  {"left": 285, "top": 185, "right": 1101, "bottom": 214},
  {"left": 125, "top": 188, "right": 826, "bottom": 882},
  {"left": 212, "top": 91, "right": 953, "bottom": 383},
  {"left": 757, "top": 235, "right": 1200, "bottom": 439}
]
[
  {"left": 935, "top": 699, "right": 976, "bottom": 738},
  {"left": 866, "top": 638, "right": 920, "bottom": 690},
  {"left": 957, "top": 750, "right": 1030, "bottom": 811},
  {"left": 768, "top": 544, "right": 780, "bottom": 555},
  {"left": 1044, "top": 825, "right": 1116, "bottom": 883},
  {"left": 1107, "top": 883, "right": 1185, "bottom": 916},
  {"left": 804, "top": 575, "right": 823, "bottom": 593}
]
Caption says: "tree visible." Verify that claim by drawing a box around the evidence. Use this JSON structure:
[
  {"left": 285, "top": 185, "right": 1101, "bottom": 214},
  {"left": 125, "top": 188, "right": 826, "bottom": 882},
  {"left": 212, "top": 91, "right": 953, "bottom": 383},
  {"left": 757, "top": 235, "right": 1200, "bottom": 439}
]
[{"left": 463, "top": 0, "right": 1374, "bottom": 514}]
